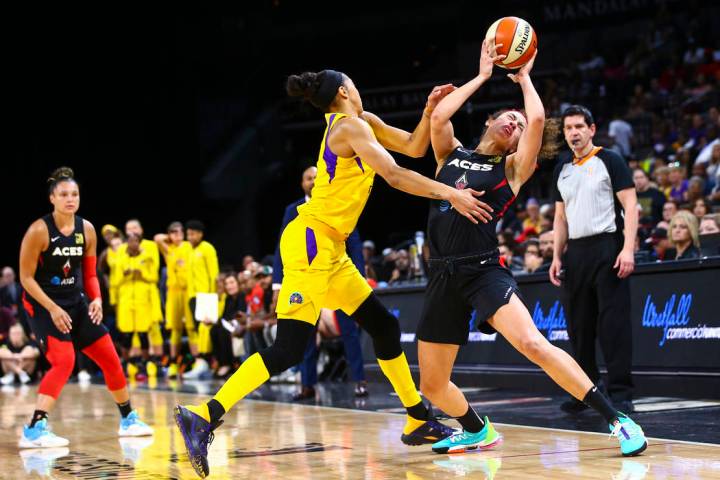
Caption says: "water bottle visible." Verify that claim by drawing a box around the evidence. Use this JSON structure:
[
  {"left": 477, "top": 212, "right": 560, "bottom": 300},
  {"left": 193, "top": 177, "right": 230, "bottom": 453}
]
[{"left": 414, "top": 231, "right": 426, "bottom": 280}]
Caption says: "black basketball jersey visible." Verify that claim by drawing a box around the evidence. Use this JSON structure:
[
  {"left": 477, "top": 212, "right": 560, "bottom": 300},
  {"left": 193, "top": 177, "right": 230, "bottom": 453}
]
[
  {"left": 34, "top": 214, "right": 86, "bottom": 306},
  {"left": 427, "top": 147, "right": 516, "bottom": 257}
]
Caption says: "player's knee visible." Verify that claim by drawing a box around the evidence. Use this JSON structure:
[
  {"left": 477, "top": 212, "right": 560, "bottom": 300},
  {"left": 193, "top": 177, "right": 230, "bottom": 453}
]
[
  {"left": 47, "top": 342, "right": 75, "bottom": 378},
  {"left": 259, "top": 319, "right": 315, "bottom": 376},
  {"left": 351, "top": 294, "right": 402, "bottom": 359},
  {"left": 519, "top": 335, "right": 549, "bottom": 364},
  {"left": 419, "top": 377, "right": 446, "bottom": 400}
]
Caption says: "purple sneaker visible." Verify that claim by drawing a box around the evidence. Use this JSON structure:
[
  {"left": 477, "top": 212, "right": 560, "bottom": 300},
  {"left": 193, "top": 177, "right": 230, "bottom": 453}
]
[{"left": 174, "top": 405, "right": 223, "bottom": 478}]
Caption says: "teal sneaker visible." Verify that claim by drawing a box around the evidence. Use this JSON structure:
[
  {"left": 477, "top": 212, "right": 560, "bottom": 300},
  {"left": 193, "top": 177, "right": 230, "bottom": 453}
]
[
  {"left": 432, "top": 417, "right": 502, "bottom": 454},
  {"left": 19, "top": 419, "right": 69, "bottom": 448},
  {"left": 609, "top": 414, "right": 647, "bottom": 456}
]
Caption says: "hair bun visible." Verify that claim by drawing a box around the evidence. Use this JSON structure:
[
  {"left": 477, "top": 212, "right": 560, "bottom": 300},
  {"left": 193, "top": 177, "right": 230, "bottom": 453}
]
[
  {"left": 286, "top": 72, "right": 321, "bottom": 100},
  {"left": 47, "top": 166, "right": 75, "bottom": 184}
]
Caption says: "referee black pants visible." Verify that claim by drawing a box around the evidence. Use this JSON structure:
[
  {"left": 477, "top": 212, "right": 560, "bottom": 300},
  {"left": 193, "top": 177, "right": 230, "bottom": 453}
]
[{"left": 561, "top": 232, "right": 633, "bottom": 402}]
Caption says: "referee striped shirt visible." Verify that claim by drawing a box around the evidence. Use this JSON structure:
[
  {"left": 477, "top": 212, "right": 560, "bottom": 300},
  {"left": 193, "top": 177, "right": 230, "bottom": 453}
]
[{"left": 552, "top": 146, "right": 634, "bottom": 240}]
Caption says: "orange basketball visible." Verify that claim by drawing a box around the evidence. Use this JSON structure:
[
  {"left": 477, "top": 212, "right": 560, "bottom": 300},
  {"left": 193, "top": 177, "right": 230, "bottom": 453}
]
[{"left": 485, "top": 17, "right": 537, "bottom": 70}]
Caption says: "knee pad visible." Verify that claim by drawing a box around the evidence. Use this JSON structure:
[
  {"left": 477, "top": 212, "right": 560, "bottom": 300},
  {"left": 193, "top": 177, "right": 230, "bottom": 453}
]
[
  {"left": 82, "top": 334, "right": 126, "bottom": 391},
  {"left": 259, "top": 319, "right": 315, "bottom": 376},
  {"left": 350, "top": 294, "right": 402, "bottom": 360},
  {"left": 38, "top": 337, "right": 75, "bottom": 399}
]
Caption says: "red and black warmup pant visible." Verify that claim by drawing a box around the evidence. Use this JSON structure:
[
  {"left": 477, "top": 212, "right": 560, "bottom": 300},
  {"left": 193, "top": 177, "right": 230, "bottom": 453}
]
[
  {"left": 22, "top": 295, "right": 126, "bottom": 399},
  {"left": 560, "top": 232, "right": 634, "bottom": 402}
]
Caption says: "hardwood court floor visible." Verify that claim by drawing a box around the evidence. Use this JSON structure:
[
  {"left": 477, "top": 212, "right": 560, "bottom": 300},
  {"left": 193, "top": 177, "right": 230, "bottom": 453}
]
[{"left": 1, "top": 384, "right": 719, "bottom": 479}]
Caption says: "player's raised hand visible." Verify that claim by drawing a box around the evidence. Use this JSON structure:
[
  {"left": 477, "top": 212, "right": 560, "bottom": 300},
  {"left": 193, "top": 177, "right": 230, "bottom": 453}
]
[
  {"left": 426, "top": 84, "right": 457, "bottom": 111},
  {"left": 507, "top": 50, "right": 537, "bottom": 83},
  {"left": 479, "top": 38, "right": 506, "bottom": 80}
]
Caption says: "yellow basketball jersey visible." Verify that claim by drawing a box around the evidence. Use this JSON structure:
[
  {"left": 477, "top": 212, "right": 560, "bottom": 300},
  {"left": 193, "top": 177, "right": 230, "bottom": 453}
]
[
  {"left": 165, "top": 241, "right": 192, "bottom": 291},
  {"left": 297, "top": 113, "right": 376, "bottom": 238}
]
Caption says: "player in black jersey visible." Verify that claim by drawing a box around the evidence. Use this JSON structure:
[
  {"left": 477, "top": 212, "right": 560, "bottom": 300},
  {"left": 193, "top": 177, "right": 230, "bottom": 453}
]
[
  {"left": 419, "top": 41, "right": 647, "bottom": 457},
  {"left": 17, "top": 167, "right": 153, "bottom": 448}
]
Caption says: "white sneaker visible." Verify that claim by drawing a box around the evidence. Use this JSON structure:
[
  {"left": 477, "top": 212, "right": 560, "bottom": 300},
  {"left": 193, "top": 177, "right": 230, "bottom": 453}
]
[
  {"left": 182, "top": 358, "right": 209, "bottom": 379},
  {"left": 19, "top": 420, "right": 70, "bottom": 448},
  {"left": 77, "top": 370, "right": 91, "bottom": 383},
  {"left": 118, "top": 410, "right": 154, "bottom": 437},
  {"left": 19, "top": 371, "right": 31, "bottom": 385},
  {"left": 1, "top": 372, "right": 15, "bottom": 385}
]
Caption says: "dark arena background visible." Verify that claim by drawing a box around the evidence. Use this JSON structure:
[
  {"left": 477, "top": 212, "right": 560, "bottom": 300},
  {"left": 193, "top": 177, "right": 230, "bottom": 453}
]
[{"left": 2, "top": 2, "right": 719, "bottom": 479}]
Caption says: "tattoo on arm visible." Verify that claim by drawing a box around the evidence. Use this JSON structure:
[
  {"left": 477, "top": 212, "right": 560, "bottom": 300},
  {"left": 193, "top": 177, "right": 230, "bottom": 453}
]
[{"left": 430, "top": 192, "right": 442, "bottom": 199}]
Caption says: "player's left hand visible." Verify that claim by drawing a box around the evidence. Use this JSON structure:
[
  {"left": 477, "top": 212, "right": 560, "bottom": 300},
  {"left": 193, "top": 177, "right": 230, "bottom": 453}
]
[
  {"left": 507, "top": 50, "right": 537, "bottom": 83},
  {"left": 89, "top": 298, "right": 103, "bottom": 324},
  {"left": 613, "top": 249, "right": 635, "bottom": 278},
  {"left": 426, "top": 84, "right": 456, "bottom": 111}
]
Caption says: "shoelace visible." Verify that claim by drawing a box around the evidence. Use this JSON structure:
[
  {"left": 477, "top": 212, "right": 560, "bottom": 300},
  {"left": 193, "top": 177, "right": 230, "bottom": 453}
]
[
  {"left": 428, "top": 419, "right": 456, "bottom": 437},
  {"left": 609, "top": 421, "right": 642, "bottom": 441},
  {"left": 449, "top": 431, "right": 474, "bottom": 444},
  {"left": 198, "top": 420, "right": 224, "bottom": 456}
]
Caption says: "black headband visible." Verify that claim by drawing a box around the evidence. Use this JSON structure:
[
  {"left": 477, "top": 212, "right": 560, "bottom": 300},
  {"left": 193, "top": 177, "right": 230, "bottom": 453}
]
[{"left": 312, "top": 70, "right": 344, "bottom": 110}]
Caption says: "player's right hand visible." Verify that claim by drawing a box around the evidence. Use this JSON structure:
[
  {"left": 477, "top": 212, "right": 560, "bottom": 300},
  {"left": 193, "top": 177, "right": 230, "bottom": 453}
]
[
  {"left": 479, "top": 38, "right": 506, "bottom": 80},
  {"left": 449, "top": 188, "right": 493, "bottom": 224},
  {"left": 549, "top": 258, "right": 562, "bottom": 286},
  {"left": 50, "top": 305, "right": 73, "bottom": 334}
]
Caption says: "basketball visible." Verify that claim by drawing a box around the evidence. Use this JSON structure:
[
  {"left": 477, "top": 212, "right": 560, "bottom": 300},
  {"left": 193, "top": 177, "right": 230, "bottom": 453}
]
[{"left": 485, "top": 16, "right": 537, "bottom": 69}]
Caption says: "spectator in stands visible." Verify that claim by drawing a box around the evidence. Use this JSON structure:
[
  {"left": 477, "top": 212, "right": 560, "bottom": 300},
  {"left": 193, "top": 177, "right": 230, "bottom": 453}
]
[
  {"left": 0, "top": 267, "right": 20, "bottom": 316},
  {"left": 700, "top": 214, "right": 720, "bottom": 235},
  {"left": 242, "top": 255, "right": 255, "bottom": 270},
  {"left": 693, "top": 198, "right": 711, "bottom": 220},
  {"left": 609, "top": 113, "right": 634, "bottom": 158},
  {"left": 362, "top": 240, "right": 379, "bottom": 281},
  {"left": 665, "top": 211, "right": 701, "bottom": 260},
  {"left": 0, "top": 323, "right": 39, "bottom": 385},
  {"left": 376, "top": 248, "right": 397, "bottom": 283},
  {"left": 499, "top": 244, "right": 524, "bottom": 272},
  {"left": 389, "top": 249, "right": 412, "bottom": 284},
  {"left": 522, "top": 198, "right": 543, "bottom": 234},
  {"left": 213, "top": 274, "right": 245, "bottom": 378},
  {"left": 536, "top": 230, "right": 554, "bottom": 272},
  {"left": 653, "top": 166, "right": 672, "bottom": 198},
  {"left": 659, "top": 200, "right": 679, "bottom": 229},
  {"left": 686, "top": 176, "right": 707, "bottom": 204},
  {"left": 668, "top": 162, "right": 689, "bottom": 202},
  {"left": 523, "top": 240, "right": 543, "bottom": 274},
  {"left": 634, "top": 168, "right": 666, "bottom": 225},
  {"left": 646, "top": 227, "right": 671, "bottom": 261}
]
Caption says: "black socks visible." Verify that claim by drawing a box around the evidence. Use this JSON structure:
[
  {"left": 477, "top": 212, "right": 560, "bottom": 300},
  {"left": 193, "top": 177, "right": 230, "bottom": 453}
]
[
  {"left": 30, "top": 410, "right": 48, "bottom": 428},
  {"left": 456, "top": 405, "right": 484, "bottom": 433},
  {"left": 583, "top": 386, "right": 619, "bottom": 424},
  {"left": 406, "top": 401, "right": 430, "bottom": 421},
  {"left": 117, "top": 400, "right": 132, "bottom": 418},
  {"left": 207, "top": 399, "right": 226, "bottom": 424}
]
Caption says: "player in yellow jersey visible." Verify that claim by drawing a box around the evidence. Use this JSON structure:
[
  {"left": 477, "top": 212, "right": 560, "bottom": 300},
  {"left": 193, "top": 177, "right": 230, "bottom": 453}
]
[
  {"left": 115, "top": 233, "right": 158, "bottom": 379},
  {"left": 183, "top": 220, "right": 219, "bottom": 379},
  {"left": 175, "top": 70, "right": 493, "bottom": 478},
  {"left": 121, "top": 219, "right": 164, "bottom": 377},
  {"left": 155, "top": 221, "right": 196, "bottom": 379}
]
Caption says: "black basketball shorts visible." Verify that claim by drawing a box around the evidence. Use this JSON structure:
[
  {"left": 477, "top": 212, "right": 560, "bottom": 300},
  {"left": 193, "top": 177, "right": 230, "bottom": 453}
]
[
  {"left": 23, "top": 294, "right": 108, "bottom": 351},
  {"left": 417, "top": 253, "right": 521, "bottom": 345}
]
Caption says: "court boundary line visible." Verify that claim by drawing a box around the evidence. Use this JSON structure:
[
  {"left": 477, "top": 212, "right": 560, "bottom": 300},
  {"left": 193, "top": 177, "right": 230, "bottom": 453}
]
[{"left": 114, "top": 384, "right": 720, "bottom": 449}]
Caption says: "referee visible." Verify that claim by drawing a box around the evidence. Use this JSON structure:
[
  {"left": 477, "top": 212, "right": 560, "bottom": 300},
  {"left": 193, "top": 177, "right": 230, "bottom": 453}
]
[{"left": 550, "top": 105, "right": 638, "bottom": 414}]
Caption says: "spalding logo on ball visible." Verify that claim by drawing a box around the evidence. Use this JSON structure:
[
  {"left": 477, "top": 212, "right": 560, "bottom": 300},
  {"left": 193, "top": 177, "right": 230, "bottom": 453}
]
[{"left": 485, "top": 16, "right": 537, "bottom": 69}]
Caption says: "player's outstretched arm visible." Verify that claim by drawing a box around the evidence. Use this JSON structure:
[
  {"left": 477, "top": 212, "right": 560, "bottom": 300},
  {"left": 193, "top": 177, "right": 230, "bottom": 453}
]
[
  {"left": 430, "top": 39, "right": 505, "bottom": 163},
  {"left": 507, "top": 51, "right": 544, "bottom": 187},
  {"left": 360, "top": 83, "right": 455, "bottom": 159},
  {"left": 336, "top": 117, "right": 493, "bottom": 224}
]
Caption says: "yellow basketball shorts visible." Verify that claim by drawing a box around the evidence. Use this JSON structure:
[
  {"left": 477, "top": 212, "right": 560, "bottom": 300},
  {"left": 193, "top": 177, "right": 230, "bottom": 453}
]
[
  {"left": 116, "top": 303, "right": 152, "bottom": 333},
  {"left": 275, "top": 216, "right": 372, "bottom": 324},
  {"left": 165, "top": 289, "right": 194, "bottom": 332}
]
